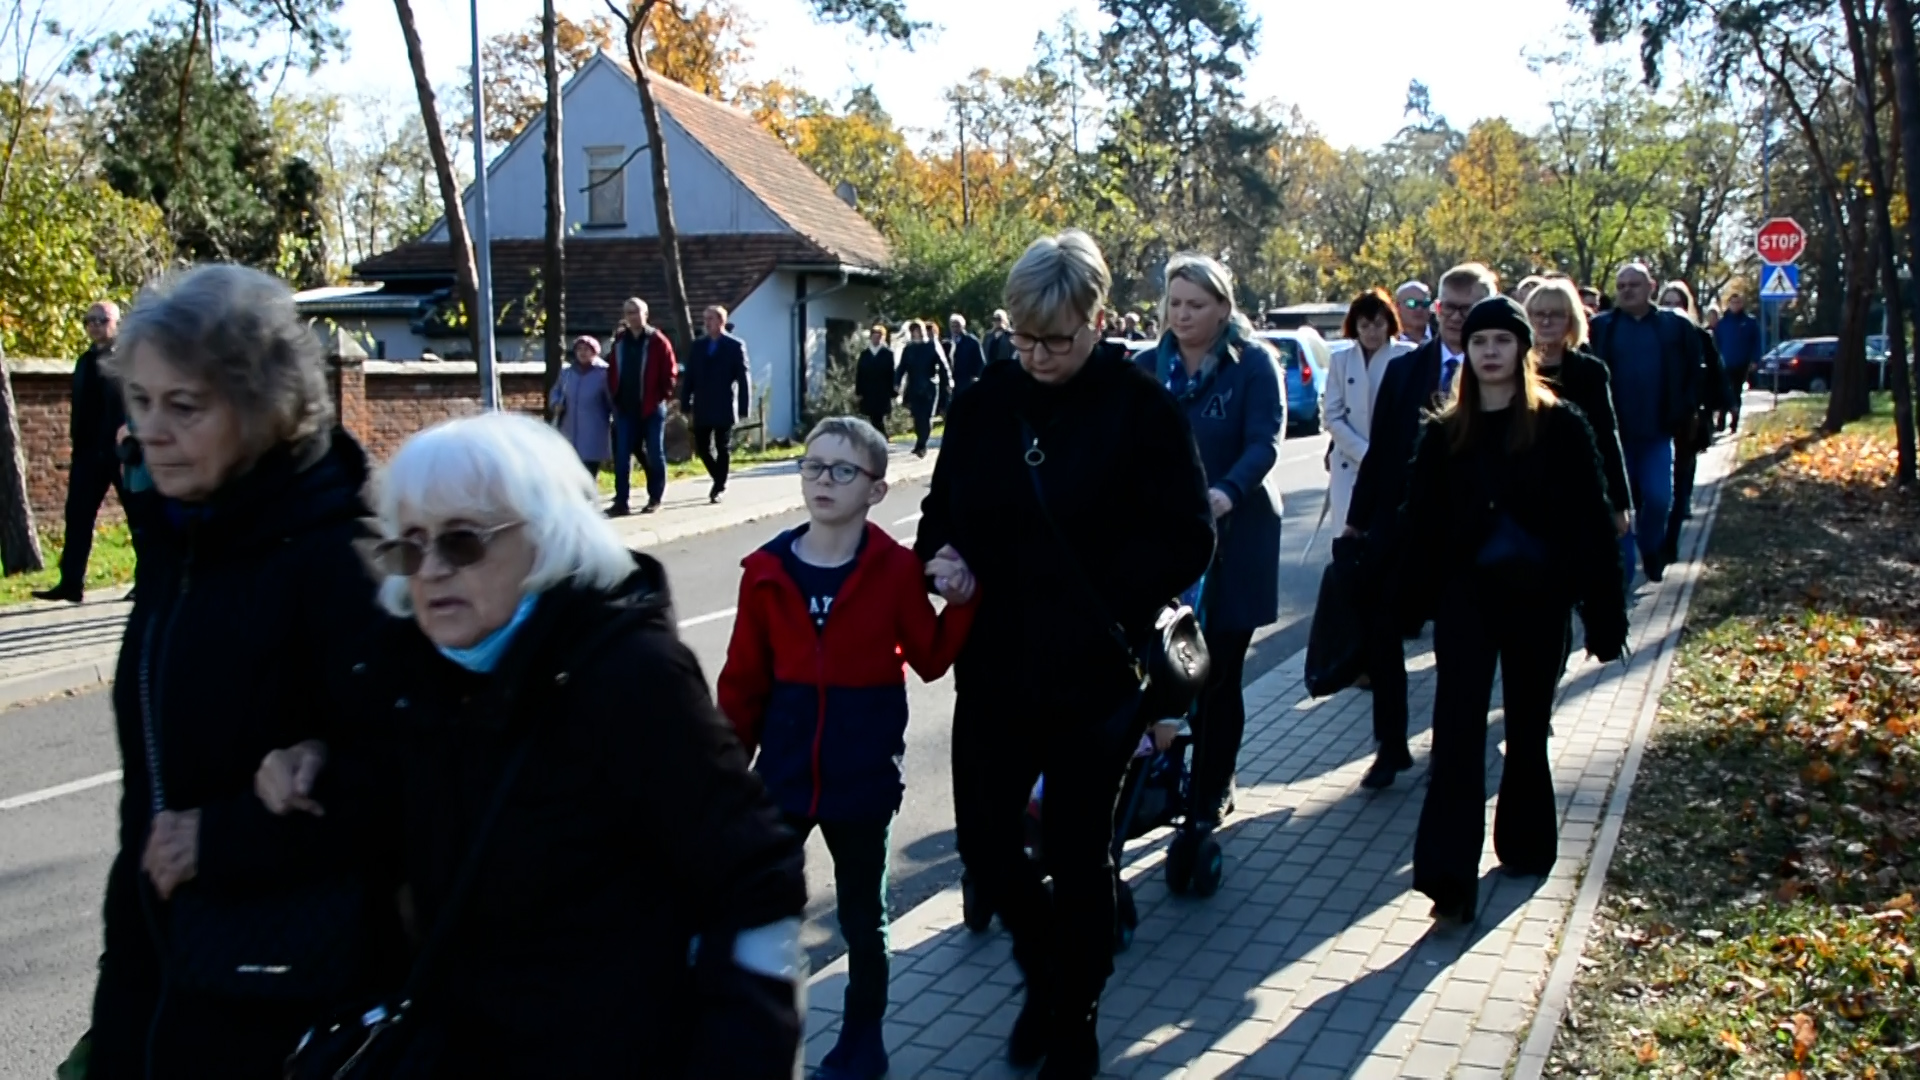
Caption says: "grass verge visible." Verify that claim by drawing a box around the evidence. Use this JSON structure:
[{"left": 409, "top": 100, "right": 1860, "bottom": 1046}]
[
  {"left": 1548, "top": 393, "right": 1920, "bottom": 1078},
  {"left": 0, "top": 522, "right": 137, "bottom": 607}
]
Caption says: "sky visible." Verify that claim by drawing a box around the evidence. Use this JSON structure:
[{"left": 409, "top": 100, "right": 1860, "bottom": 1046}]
[{"left": 62, "top": 0, "right": 1640, "bottom": 151}]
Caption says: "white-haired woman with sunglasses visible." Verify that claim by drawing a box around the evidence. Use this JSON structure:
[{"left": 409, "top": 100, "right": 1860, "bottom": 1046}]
[
  {"left": 254, "top": 412, "right": 808, "bottom": 1077},
  {"left": 914, "top": 231, "right": 1215, "bottom": 1078}
]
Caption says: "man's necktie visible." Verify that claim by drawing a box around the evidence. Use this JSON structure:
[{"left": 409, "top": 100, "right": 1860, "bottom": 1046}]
[{"left": 1440, "top": 357, "right": 1459, "bottom": 399}]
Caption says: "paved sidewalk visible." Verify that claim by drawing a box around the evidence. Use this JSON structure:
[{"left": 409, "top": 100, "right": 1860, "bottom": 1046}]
[
  {"left": 0, "top": 442, "right": 938, "bottom": 709},
  {"left": 801, "top": 433, "right": 1737, "bottom": 1079}
]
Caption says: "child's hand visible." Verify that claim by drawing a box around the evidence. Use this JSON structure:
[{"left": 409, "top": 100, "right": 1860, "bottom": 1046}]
[{"left": 927, "top": 545, "right": 975, "bottom": 604}]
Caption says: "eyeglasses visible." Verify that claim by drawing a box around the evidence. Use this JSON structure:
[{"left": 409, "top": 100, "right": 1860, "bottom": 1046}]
[
  {"left": 1009, "top": 327, "right": 1089, "bottom": 356},
  {"left": 1399, "top": 298, "right": 1433, "bottom": 311},
  {"left": 371, "top": 521, "right": 523, "bottom": 577},
  {"left": 83, "top": 315, "right": 110, "bottom": 326},
  {"left": 798, "top": 458, "right": 879, "bottom": 485},
  {"left": 1530, "top": 310, "right": 1569, "bottom": 322}
]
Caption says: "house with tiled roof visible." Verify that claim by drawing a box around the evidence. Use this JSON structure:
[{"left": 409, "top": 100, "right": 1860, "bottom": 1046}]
[{"left": 313, "top": 52, "right": 891, "bottom": 440}]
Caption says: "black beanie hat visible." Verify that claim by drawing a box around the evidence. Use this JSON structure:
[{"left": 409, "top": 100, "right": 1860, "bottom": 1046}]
[{"left": 1462, "top": 295, "right": 1534, "bottom": 354}]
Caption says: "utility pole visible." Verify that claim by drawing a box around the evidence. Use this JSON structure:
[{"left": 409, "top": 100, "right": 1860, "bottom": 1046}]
[
  {"left": 469, "top": 0, "right": 501, "bottom": 408},
  {"left": 957, "top": 95, "right": 971, "bottom": 227}
]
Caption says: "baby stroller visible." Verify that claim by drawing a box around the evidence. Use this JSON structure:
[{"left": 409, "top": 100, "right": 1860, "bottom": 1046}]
[{"left": 959, "top": 733, "right": 1192, "bottom": 953}]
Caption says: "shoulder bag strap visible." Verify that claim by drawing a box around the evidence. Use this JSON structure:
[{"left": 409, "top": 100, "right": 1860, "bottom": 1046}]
[
  {"left": 397, "top": 728, "right": 539, "bottom": 1001},
  {"left": 1017, "top": 416, "right": 1142, "bottom": 674}
]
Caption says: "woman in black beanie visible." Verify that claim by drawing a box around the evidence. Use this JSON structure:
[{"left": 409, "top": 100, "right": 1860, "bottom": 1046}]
[{"left": 1393, "top": 295, "right": 1628, "bottom": 923}]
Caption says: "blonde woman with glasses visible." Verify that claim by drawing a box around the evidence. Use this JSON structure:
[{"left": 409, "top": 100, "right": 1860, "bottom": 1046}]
[{"left": 1525, "top": 279, "right": 1632, "bottom": 537}]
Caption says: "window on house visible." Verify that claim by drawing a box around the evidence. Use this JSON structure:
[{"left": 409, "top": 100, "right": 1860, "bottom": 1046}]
[{"left": 586, "top": 146, "right": 626, "bottom": 226}]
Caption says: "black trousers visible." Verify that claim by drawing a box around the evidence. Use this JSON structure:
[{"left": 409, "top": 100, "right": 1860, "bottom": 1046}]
[
  {"left": 908, "top": 402, "right": 934, "bottom": 453},
  {"left": 57, "top": 458, "right": 124, "bottom": 590},
  {"left": 1367, "top": 613, "right": 1411, "bottom": 755},
  {"left": 1722, "top": 365, "right": 1750, "bottom": 429},
  {"left": 863, "top": 408, "right": 890, "bottom": 438},
  {"left": 952, "top": 683, "right": 1138, "bottom": 1018},
  {"left": 1187, "top": 626, "right": 1253, "bottom": 824},
  {"left": 693, "top": 424, "right": 732, "bottom": 491},
  {"left": 1413, "top": 581, "right": 1566, "bottom": 908},
  {"left": 1665, "top": 419, "right": 1708, "bottom": 552},
  {"left": 781, "top": 814, "right": 891, "bottom": 1026}
]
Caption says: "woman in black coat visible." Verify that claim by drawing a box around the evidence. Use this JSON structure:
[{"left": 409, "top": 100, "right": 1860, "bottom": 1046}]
[
  {"left": 1395, "top": 297, "right": 1627, "bottom": 925},
  {"left": 258, "top": 412, "right": 807, "bottom": 1077},
  {"left": 894, "top": 321, "right": 951, "bottom": 457},
  {"left": 1658, "top": 280, "right": 1731, "bottom": 565},
  {"left": 86, "top": 264, "right": 394, "bottom": 1079},
  {"left": 1525, "top": 278, "right": 1632, "bottom": 532},
  {"left": 915, "top": 230, "right": 1215, "bottom": 1078},
  {"left": 854, "top": 324, "right": 897, "bottom": 434}
]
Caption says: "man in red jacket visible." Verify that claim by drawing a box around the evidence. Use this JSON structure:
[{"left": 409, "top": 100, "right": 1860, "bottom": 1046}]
[
  {"left": 606, "top": 297, "right": 677, "bottom": 515},
  {"left": 718, "top": 417, "right": 976, "bottom": 1080}
]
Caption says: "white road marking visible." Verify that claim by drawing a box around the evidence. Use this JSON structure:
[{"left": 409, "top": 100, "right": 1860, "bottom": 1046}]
[
  {"left": 0, "top": 769, "right": 122, "bottom": 811},
  {"left": 677, "top": 607, "right": 738, "bottom": 629},
  {"left": 892, "top": 512, "right": 923, "bottom": 526}
]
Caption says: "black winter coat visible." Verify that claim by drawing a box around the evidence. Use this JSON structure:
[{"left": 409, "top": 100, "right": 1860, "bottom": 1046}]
[
  {"left": 914, "top": 344, "right": 1215, "bottom": 711},
  {"left": 947, "top": 332, "right": 987, "bottom": 392},
  {"left": 855, "top": 345, "right": 896, "bottom": 415},
  {"left": 895, "top": 341, "right": 951, "bottom": 410},
  {"left": 90, "top": 430, "right": 393, "bottom": 1080},
  {"left": 1395, "top": 403, "right": 1628, "bottom": 657},
  {"left": 1539, "top": 349, "right": 1633, "bottom": 515},
  {"left": 354, "top": 558, "right": 807, "bottom": 1078},
  {"left": 71, "top": 342, "right": 126, "bottom": 469}
]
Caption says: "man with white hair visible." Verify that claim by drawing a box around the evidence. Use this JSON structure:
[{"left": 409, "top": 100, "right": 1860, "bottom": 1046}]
[
  {"left": 1587, "top": 262, "right": 1704, "bottom": 583},
  {"left": 946, "top": 313, "right": 986, "bottom": 396},
  {"left": 983, "top": 309, "right": 1017, "bottom": 367},
  {"left": 1395, "top": 281, "right": 1433, "bottom": 344},
  {"left": 36, "top": 300, "right": 128, "bottom": 603}
]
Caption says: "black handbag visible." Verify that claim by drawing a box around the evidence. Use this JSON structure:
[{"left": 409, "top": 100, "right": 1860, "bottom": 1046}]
[
  {"left": 1305, "top": 536, "right": 1368, "bottom": 698},
  {"left": 136, "top": 614, "right": 364, "bottom": 1003},
  {"left": 1018, "top": 418, "right": 1211, "bottom": 724},
  {"left": 283, "top": 733, "right": 537, "bottom": 1080}
]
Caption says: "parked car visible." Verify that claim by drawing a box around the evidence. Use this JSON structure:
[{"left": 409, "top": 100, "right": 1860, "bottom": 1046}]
[
  {"left": 1257, "top": 329, "right": 1329, "bottom": 437},
  {"left": 1753, "top": 337, "right": 1889, "bottom": 392}
]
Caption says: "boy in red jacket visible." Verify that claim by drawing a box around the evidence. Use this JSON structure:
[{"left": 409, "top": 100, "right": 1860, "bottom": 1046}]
[{"left": 719, "top": 416, "right": 976, "bottom": 1080}]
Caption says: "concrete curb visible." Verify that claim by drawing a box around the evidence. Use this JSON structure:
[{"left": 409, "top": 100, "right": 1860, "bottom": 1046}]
[
  {"left": 1510, "top": 432, "right": 1735, "bottom": 1078},
  {"left": 0, "top": 657, "right": 118, "bottom": 710}
]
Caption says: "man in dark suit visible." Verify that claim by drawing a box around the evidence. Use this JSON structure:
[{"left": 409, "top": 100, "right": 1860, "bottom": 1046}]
[
  {"left": 945, "top": 314, "right": 986, "bottom": 396},
  {"left": 982, "top": 309, "right": 1017, "bottom": 367},
  {"left": 1343, "top": 262, "right": 1496, "bottom": 789},
  {"left": 854, "top": 324, "right": 896, "bottom": 435},
  {"left": 36, "top": 301, "right": 127, "bottom": 603},
  {"left": 680, "top": 304, "right": 753, "bottom": 504}
]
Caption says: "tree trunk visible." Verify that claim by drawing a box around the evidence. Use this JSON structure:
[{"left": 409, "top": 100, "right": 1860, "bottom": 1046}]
[
  {"left": 394, "top": 0, "right": 484, "bottom": 360},
  {"left": 1829, "top": 188, "right": 1875, "bottom": 430},
  {"left": 1878, "top": 0, "right": 1920, "bottom": 485},
  {"left": 614, "top": 1, "right": 694, "bottom": 351},
  {"left": 542, "top": 0, "right": 566, "bottom": 411},
  {"left": 0, "top": 353, "right": 43, "bottom": 575}
]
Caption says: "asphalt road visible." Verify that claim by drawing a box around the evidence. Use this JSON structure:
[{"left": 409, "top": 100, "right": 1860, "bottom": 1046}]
[{"left": 0, "top": 430, "right": 1337, "bottom": 1077}]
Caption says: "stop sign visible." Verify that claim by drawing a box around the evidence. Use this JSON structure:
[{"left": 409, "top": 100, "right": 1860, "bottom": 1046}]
[{"left": 1757, "top": 218, "right": 1808, "bottom": 265}]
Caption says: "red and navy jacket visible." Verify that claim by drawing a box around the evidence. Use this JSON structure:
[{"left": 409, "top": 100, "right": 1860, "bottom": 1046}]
[{"left": 718, "top": 522, "right": 976, "bottom": 821}]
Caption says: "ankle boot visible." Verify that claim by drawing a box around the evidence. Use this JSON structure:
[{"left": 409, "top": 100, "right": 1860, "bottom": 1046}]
[{"left": 1037, "top": 1004, "right": 1099, "bottom": 1079}]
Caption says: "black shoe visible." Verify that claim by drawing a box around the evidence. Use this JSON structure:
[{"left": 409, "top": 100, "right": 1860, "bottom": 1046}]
[
  {"left": 1008, "top": 987, "right": 1050, "bottom": 1069},
  {"left": 1360, "top": 747, "right": 1413, "bottom": 790},
  {"left": 1659, "top": 538, "right": 1680, "bottom": 567},
  {"left": 607, "top": 504, "right": 631, "bottom": 518},
  {"left": 123, "top": 587, "right": 136, "bottom": 604},
  {"left": 1428, "top": 894, "right": 1477, "bottom": 925},
  {"left": 1643, "top": 559, "right": 1666, "bottom": 583},
  {"left": 709, "top": 484, "right": 724, "bottom": 505},
  {"left": 32, "top": 584, "right": 82, "bottom": 603},
  {"left": 641, "top": 501, "right": 661, "bottom": 515},
  {"left": 1037, "top": 1006, "right": 1098, "bottom": 1079}
]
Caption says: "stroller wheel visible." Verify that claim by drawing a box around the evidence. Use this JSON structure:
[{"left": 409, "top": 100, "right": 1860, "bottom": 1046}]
[
  {"left": 1190, "top": 834, "right": 1225, "bottom": 898},
  {"left": 1165, "top": 828, "right": 1198, "bottom": 895},
  {"left": 961, "top": 872, "right": 993, "bottom": 933},
  {"left": 1113, "top": 880, "right": 1139, "bottom": 954}
]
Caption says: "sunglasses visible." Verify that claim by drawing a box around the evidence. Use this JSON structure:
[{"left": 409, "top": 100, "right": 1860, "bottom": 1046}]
[
  {"left": 371, "top": 521, "right": 523, "bottom": 577},
  {"left": 83, "top": 315, "right": 111, "bottom": 326},
  {"left": 1400, "top": 298, "right": 1433, "bottom": 311},
  {"left": 799, "top": 458, "right": 879, "bottom": 485}
]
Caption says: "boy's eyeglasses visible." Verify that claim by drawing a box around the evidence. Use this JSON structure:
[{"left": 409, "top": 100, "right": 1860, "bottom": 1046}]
[
  {"left": 1400, "top": 298, "right": 1433, "bottom": 311},
  {"left": 798, "top": 458, "right": 879, "bottom": 485},
  {"left": 372, "top": 521, "right": 523, "bottom": 577}
]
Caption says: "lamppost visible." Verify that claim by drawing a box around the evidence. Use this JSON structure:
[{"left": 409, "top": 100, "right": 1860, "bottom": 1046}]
[{"left": 469, "top": 0, "right": 500, "bottom": 409}]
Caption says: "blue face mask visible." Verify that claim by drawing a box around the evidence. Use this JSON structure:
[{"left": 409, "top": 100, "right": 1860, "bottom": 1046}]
[{"left": 436, "top": 593, "right": 539, "bottom": 674}]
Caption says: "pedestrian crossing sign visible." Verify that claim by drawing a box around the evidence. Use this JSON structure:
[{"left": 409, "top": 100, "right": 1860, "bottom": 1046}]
[{"left": 1760, "top": 264, "right": 1799, "bottom": 300}]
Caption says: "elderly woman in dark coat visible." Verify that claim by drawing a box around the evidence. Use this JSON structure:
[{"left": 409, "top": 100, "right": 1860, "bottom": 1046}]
[
  {"left": 256, "top": 412, "right": 809, "bottom": 1077},
  {"left": 86, "top": 264, "right": 392, "bottom": 1079},
  {"left": 1138, "top": 252, "right": 1285, "bottom": 898},
  {"left": 915, "top": 230, "right": 1215, "bottom": 1079}
]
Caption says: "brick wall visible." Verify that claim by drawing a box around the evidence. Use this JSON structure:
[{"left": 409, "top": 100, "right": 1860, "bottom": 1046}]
[{"left": 9, "top": 358, "right": 550, "bottom": 524}]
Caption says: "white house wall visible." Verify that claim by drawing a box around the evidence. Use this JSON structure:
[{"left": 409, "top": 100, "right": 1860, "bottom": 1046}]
[
  {"left": 731, "top": 278, "right": 792, "bottom": 440},
  {"left": 428, "top": 57, "right": 788, "bottom": 243}
]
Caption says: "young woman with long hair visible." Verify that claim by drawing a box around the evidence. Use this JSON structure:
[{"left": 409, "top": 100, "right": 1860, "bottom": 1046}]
[{"left": 1395, "top": 296, "right": 1628, "bottom": 923}]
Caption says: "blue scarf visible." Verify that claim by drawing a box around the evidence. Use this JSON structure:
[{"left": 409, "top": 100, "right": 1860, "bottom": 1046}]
[
  {"left": 1154, "top": 330, "right": 1235, "bottom": 404},
  {"left": 437, "top": 593, "right": 539, "bottom": 674}
]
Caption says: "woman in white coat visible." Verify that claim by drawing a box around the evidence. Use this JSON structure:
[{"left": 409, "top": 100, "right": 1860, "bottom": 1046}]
[{"left": 1324, "top": 288, "right": 1412, "bottom": 532}]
